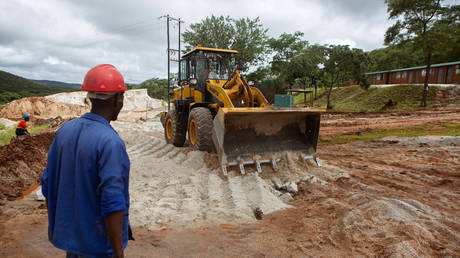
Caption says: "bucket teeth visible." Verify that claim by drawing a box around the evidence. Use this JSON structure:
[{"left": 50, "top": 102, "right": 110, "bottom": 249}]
[
  {"left": 315, "top": 157, "right": 321, "bottom": 167},
  {"left": 255, "top": 159, "right": 262, "bottom": 173},
  {"left": 271, "top": 158, "right": 278, "bottom": 171},
  {"left": 221, "top": 165, "right": 228, "bottom": 176},
  {"left": 303, "top": 155, "right": 313, "bottom": 160},
  {"left": 238, "top": 160, "right": 246, "bottom": 175}
]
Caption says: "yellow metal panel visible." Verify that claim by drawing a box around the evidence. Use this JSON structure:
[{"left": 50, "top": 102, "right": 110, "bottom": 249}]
[
  {"left": 183, "top": 85, "right": 192, "bottom": 98},
  {"left": 182, "top": 47, "right": 238, "bottom": 58},
  {"left": 194, "top": 90, "right": 203, "bottom": 103},
  {"left": 206, "top": 83, "right": 234, "bottom": 108}
]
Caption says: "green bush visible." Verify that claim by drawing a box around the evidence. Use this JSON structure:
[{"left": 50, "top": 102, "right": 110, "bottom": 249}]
[
  {"left": 137, "top": 78, "right": 168, "bottom": 100},
  {"left": 0, "top": 124, "right": 49, "bottom": 146}
]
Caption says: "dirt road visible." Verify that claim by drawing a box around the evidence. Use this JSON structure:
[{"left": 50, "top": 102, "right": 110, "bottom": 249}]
[
  {"left": 321, "top": 107, "right": 460, "bottom": 135},
  {"left": 1, "top": 135, "right": 458, "bottom": 257}
]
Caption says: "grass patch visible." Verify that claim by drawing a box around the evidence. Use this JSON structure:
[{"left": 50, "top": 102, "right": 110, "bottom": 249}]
[
  {"left": 313, "top": 84, "right": 443, "bottom": 112},
  {"left": 320, "top": 121, "right": 460, "bottom": 145},
  {"left": 0, "top": 124, "right": 49, "bottom": 146}
]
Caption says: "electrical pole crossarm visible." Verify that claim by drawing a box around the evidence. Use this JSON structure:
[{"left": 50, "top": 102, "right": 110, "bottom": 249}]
[{"left": 159, "top": 14, "right": 184, "bottom": 111}]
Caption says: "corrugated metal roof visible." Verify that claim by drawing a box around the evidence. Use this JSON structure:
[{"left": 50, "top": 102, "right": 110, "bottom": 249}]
[{"left": 365, "top": 61, "right": 460, "bottom": 75}]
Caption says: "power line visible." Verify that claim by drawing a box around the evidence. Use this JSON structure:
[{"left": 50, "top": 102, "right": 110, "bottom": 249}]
[
  {"left": 77, "top": 21, "right": 164, "bottom": 48},
  {"left": 159, "top": 14, "right": 184, "bottom": 111}
]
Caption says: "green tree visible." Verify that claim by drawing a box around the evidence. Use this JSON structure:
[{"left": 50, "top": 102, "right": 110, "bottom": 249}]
[
  {"left": 384, "top": 0, "right": 458, "bottom": 107},
  {"left": 138, "top": 78, "right": 168, "bottom": 100},
  {"left": 288, "top": 44, "right": 327, "bottom": 99},
  {"left": 368, "top": 43, "right": 425, "bottom": 71},
  {"left": 323, "top": 45, "right": 370, "bottom": 109},
  {"left": 267, "top": 33, "right": 329, "bottom": 99},
  {"left": 246, "top": 66, "right": 271, "bottom": 82},
  {"left": 182, "top": 15, "right": 268, "bottom": 71},
  {"left": 267, "top": 32, "right": 308, "bottom": 89}
]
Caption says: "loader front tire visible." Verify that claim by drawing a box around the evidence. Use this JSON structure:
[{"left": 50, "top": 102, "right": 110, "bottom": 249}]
[
  {"left": 165, "top": 111, "right": 186, "bottom": 147},
  {"left": 188, "top": 107, "right": 214, "bottom": 152}
]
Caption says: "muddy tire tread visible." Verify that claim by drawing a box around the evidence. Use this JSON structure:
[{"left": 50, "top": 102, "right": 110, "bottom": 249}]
[
  {"left": 189, "top": 107, "right": 214, "bottom": 152},
  {"left": 165, "top": 111, "right": 186, "bottom": 147}
]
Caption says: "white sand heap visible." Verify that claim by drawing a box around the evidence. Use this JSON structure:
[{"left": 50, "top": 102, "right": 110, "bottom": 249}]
[
  {"left": 45, "top": 91, "right": 88, "bottom": 106},
  {"left": 112, "top": 122, "right": 353, "bottom": 229},
  {"left": 116, "top": 129, "right": 291, "bottom": 230},
  {"left": 121, "top": 89, "right": 163, "bottom": 112},
  {"left": 0, "top": 89, "right": 164, "bottom": 121},
  {"left": 45, "top": 89, "right": 163, "bottom": 112}
]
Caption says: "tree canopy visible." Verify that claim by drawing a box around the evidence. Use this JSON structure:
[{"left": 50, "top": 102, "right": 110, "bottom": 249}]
[
  {"left": 323, "top": 45, "right": 370, "bottom": 108},
  {"left": 384, "top": 0, "right": 459, "bottom": 106},
  {"left": 137, "top": 78, "right": 168, "bottom": 100},
  {"left": 182, "top": 15, "right": 268, "bottom": 71}
]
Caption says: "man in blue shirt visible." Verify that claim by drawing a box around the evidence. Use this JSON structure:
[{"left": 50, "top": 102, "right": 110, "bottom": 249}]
[{"left": 41, "top": 64, "right": 131, "bottom": 258}]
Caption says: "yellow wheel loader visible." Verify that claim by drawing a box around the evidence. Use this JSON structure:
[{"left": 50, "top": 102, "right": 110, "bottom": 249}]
[{"left": 161, "top": 46, "right": 323, "bottom": 175}]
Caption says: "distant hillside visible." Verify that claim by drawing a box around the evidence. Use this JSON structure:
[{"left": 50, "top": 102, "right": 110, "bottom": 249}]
[
  {"left": 0, "top": 70, "right": 74, "bottom": 105},
  {"left": 32, "top": 79, "right": 81, "bottom": 89}
]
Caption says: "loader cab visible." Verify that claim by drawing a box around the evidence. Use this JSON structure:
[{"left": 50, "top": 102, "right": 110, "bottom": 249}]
[{"left": 179, "top": 47, "right": 238, "bottom": 92}]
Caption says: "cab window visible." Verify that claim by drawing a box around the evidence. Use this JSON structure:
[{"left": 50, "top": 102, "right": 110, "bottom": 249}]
[{"left": 179, "top": 60, "right": 187, "bottom": 81}]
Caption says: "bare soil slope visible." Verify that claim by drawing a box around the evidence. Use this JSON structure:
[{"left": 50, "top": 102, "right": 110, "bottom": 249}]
[{"left": 0, "top": 132, "right": 55, "bottom": 201}]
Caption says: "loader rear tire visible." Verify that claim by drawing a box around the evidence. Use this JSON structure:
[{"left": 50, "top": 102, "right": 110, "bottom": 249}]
[
  {"left": 188, "top": 107, "right": 214, "bottom": 152},
  {"left": 165, "top": 111, "right": 186, "bottom": 147}
]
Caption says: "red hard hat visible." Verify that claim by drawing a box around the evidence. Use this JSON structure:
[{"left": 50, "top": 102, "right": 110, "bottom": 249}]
[{"left": 81, "top": 64, "right": 126, "bottom": 92}]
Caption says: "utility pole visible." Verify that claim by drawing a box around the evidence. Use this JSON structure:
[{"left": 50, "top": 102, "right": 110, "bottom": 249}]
[{"left": 159, "top": 15, "right": 184, "bottom": 111}]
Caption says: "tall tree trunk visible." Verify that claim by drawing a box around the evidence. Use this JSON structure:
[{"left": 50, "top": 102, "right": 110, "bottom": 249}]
[
  {"left": 314, "top": 81, "right": 317, "bottom": 100},
  {"left": 326, "top": 84, "right": 333, "bottom": 109},
  {"left": 421, "top": 50, "right": 432, "bottom": 107},
  {"left": 303, "top": 82, "right": 307, "bottom": 105}
]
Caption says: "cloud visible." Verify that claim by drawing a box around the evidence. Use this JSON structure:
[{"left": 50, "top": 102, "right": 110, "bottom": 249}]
[{"left": 0, "top": 0, "right": 393, "bottom": 83}]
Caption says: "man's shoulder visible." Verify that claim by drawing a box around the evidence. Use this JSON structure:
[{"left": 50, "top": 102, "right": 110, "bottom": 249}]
[{"left": 57, "top": 117, "right": 120, "bottom": 140}]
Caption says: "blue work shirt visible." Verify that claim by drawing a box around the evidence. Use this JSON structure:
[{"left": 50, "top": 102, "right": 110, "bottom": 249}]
[{"left": 41, "top": 112, "right": 130, "bottom": 257}]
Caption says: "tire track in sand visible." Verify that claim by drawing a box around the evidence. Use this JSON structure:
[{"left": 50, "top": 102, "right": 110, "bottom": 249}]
[{"left": 120, "top": 132, "right": 290, "bottom": 229}]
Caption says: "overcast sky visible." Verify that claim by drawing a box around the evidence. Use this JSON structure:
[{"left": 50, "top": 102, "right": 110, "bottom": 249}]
[{"left": 0, "top": 0, "right": 393, "bottom": 84}]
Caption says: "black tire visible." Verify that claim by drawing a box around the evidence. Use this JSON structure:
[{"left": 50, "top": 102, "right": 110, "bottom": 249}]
[
  {"left": 188, "top": 107, "right": 214, "bottom": 152},
  {"left": 164, "top": 110, "right": 186, "bottom": 147}
]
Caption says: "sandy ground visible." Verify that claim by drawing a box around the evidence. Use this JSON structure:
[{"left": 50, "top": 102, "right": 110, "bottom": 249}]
[
  {"left": 321, "top": 107, "right": 460, "bottom": 135},
  {"left": 0, "top": 92, "right": 459, "bottom": 257},
  {"left": 1, "top": 134, "right": 458, "bottom": 257}
]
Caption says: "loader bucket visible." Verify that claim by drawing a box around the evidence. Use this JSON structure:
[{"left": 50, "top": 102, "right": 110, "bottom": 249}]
[{"left": 212, "top": 107, "right": 322, "bottom": 175}]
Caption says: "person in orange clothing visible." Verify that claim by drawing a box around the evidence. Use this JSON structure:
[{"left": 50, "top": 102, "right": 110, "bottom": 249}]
[{"left": 16, "top": 114, "right": 30, "bottom": 136}]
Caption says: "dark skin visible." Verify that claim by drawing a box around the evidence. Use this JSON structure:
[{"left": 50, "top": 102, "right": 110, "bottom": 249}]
[
  {"left": 90, "top": 92, "right": 124, "bottom": 122},
  {"left": 90, "top": 92, "right": 125, "bottom": 258},
  {"left": 47, "top": 92, "right": 126, "bottom": 257}
]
